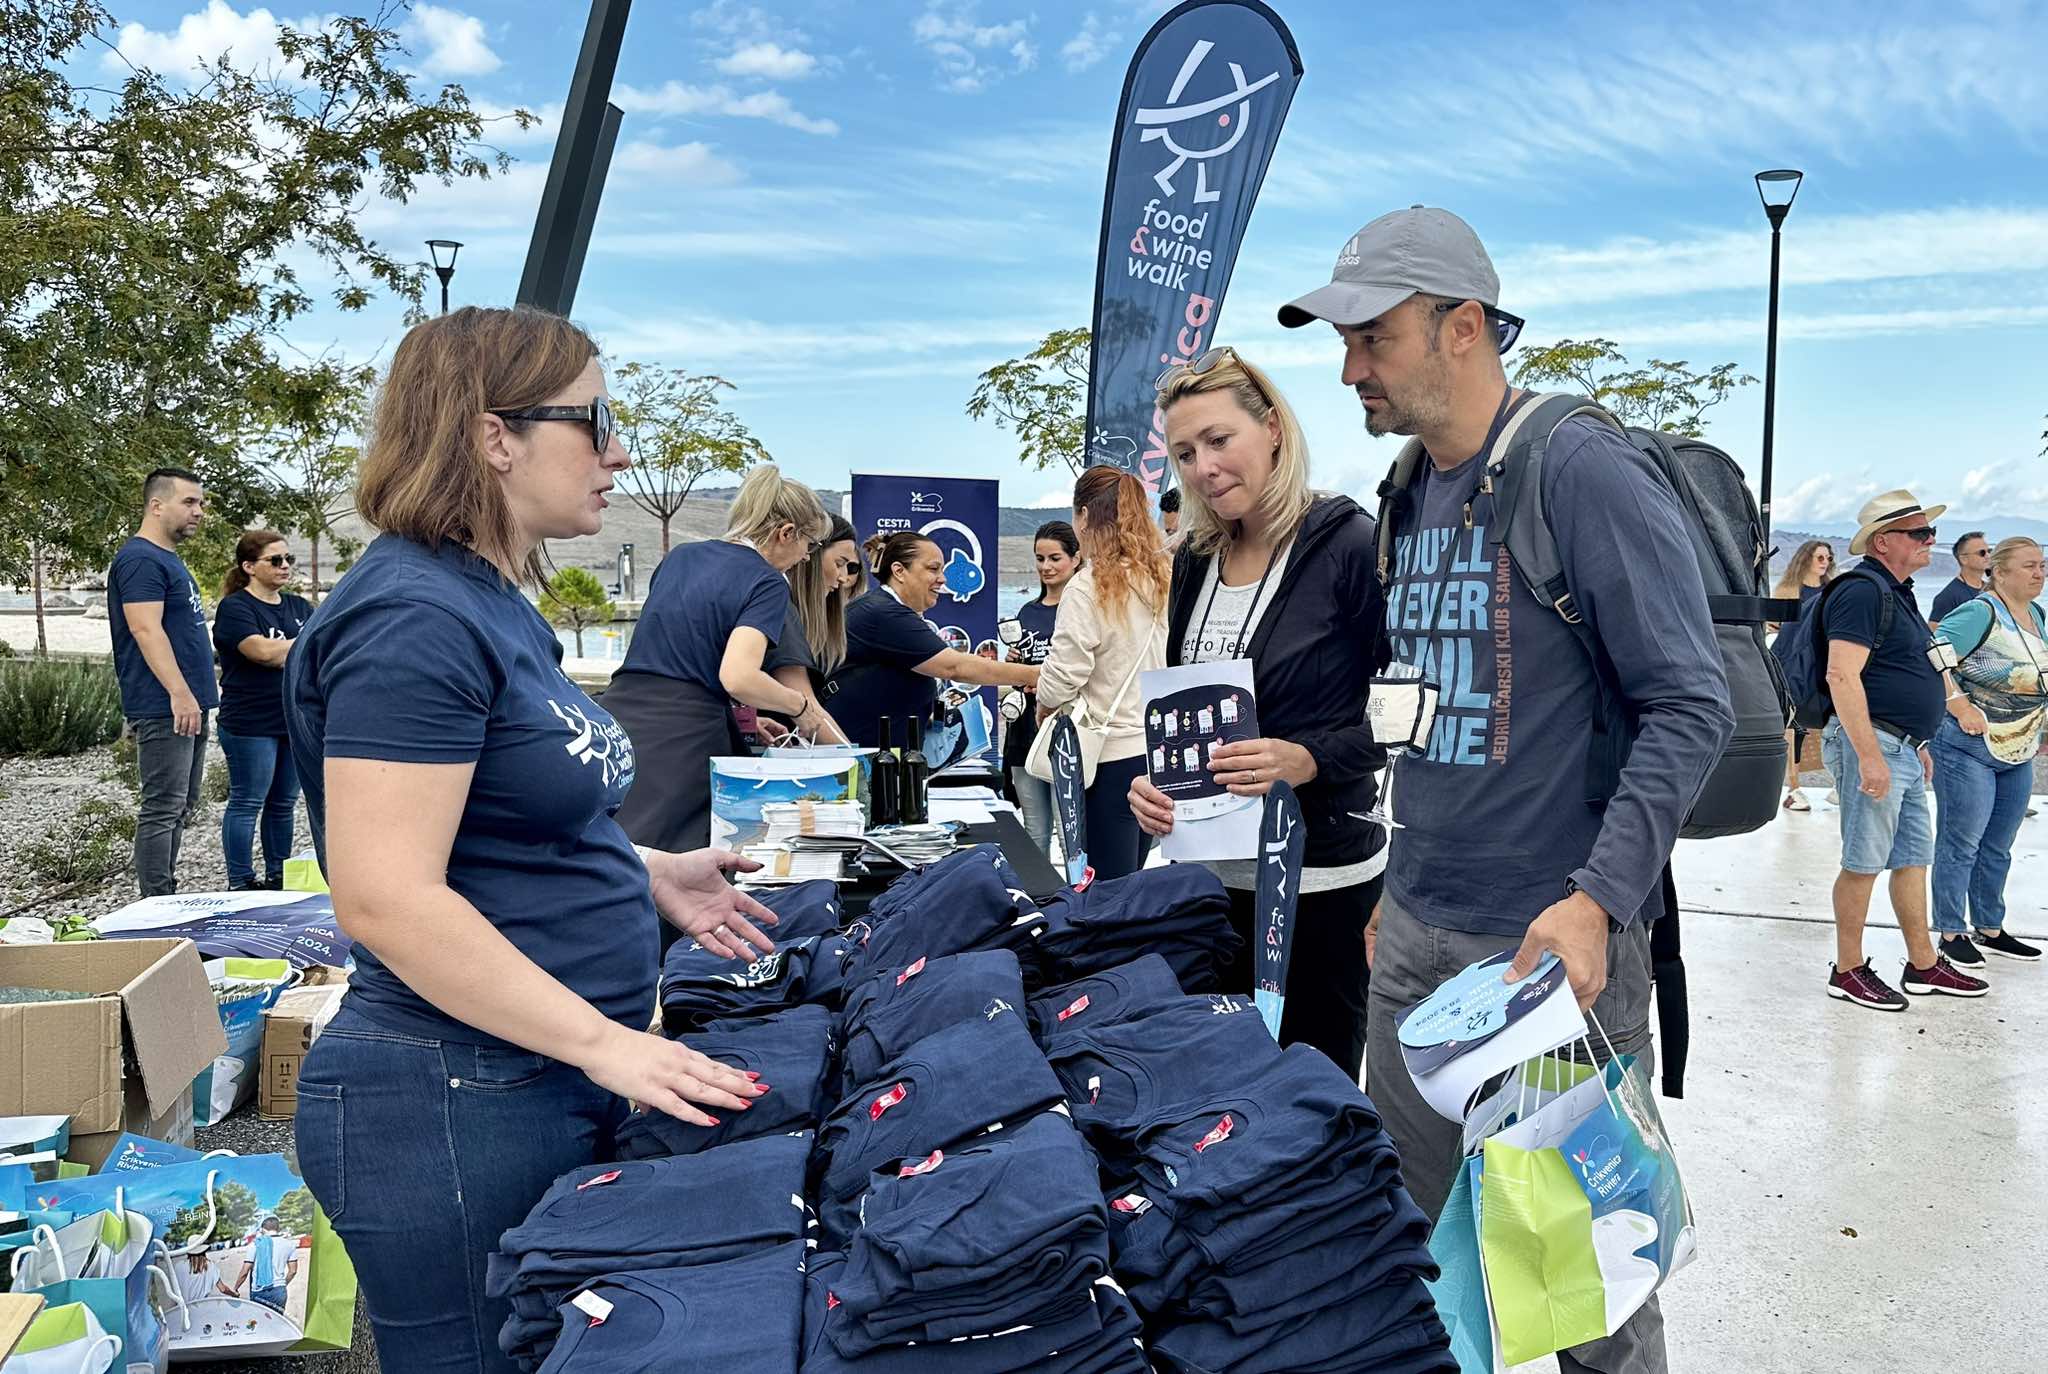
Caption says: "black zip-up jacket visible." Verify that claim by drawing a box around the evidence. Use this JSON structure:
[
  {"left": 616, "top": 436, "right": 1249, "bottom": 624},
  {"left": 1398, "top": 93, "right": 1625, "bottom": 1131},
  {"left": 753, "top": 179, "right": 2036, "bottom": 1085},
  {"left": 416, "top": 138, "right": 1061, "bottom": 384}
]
[{"left": 1165, "top": 494, "right": 1388, "bottom": 871}]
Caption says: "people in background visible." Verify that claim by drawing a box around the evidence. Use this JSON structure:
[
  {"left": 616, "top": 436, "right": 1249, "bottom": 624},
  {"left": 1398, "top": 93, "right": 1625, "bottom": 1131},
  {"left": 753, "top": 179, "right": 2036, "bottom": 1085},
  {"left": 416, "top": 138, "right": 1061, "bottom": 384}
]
[
  {"left": 1820, "top": 489, "right": 1988, "bottom": 1009},
  {"left": 212, "top": 529, "right": 313, "bottom": 889},
  {"left": 1127, "top": 347, "right": 1388, "bottom": 1077},
  {"left": 286, "top": 306, "right": 777, "bottom": 1373},
  {"left": 827, "top": 532, "right": 1038, "bottom": 748},
  {"left": 1930, "top": 530, "right": 1990, "bottom": 623},
  {"left": 1004, "top": 521, "right": 1078, "bottom": 852},
  {"left": 1158, "top": 486, "right": 1182, "bottom": 538},
  {"left": 606, "top": 465, "right": 837, "bottom": 850},
  {"left": 1771, "top": 538, "right": 1834, "bottom": 811},
  {"left": 766, "top": 512, "right": 861, "bottom": 743},
  {"left": 1927, "top": 536, "right": 2046, "bottom": 967},
  {"left": 107, "top": 467, "right": 218, "bottom": 896},
  {"left": 1037, "top": 468, "right": 1167, "bottom": 881}
]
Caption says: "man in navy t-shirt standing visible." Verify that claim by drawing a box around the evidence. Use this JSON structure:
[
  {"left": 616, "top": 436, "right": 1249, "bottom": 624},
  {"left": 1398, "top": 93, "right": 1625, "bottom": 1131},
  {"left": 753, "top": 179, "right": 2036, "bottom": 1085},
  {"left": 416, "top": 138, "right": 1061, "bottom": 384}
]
[
  {"left": 106, "top": 467, "right": 219, "bottom": 895},
  {"left": 1819, "top": 491, "right": 1988, "bottom": 1010},
  {"left": 1280, "top": 208, "right": 1736, "bottom": 1374}
]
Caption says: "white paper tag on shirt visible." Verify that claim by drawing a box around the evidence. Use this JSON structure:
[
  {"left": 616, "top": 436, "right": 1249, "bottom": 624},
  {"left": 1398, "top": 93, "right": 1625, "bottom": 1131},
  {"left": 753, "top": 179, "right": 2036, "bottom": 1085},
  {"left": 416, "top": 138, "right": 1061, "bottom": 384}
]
[{"left": 572, "top": 1291, "right": 614, "bottom": 1325}]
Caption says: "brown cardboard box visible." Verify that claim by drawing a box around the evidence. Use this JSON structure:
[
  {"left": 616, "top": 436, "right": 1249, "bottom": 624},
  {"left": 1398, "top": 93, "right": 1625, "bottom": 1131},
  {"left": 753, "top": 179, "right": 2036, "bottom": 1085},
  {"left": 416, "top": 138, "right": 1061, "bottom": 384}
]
[
  {"left": 0, "top": 1293, "right": 45, "bottom": 1362},
  {"left": 0, "top": 938, "right": 226, "bottom": 1162},
  {"left": 259, "top": 981, "right": 347, "bottom": 1119}
]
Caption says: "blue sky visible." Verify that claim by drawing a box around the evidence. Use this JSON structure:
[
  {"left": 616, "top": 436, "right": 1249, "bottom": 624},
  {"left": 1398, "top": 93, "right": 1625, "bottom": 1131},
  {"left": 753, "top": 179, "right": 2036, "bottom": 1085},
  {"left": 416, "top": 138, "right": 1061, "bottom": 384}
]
[{"left": 108, "top": 0, "right": 2048, "bottom": 528}]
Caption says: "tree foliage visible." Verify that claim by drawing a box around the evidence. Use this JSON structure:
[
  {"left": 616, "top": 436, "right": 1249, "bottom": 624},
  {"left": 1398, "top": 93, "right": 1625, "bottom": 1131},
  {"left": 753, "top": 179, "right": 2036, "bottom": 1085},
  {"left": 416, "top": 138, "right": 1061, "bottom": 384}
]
[
  {"left": 0, "top": 0, "right": 528, "bottom": 588},
  {"left": 542, "top": 566, "right": 617, "bottom": 657},
  {"left": 274, "top": 1186, "right": 317, "bottom": 1237},
  {"left": 164, "top": 1180, "right": 263, "bottom": 1248},
  {"left": 611, "top": 362, "right": 769, "bottom": 554},
  {"left": 965, "top": 327, "right": 1091, "bottom": 475},
  {"left": 1511, "top": 338, "right": 1757, "bottom": 439}
]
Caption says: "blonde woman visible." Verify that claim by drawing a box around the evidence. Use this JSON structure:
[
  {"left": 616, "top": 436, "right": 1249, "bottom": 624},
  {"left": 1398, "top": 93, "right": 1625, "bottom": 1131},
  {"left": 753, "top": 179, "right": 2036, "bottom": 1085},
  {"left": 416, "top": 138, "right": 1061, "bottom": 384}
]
[
  {"left": 1928, "top": 536, "right": 2047, "bottom": 966},
  {"left": 607, "top": 463, "right": 834, "bottom": 853},
  {"left": 1772, "top": 538, "right": 1834, "bottom": 809},
  {"left": 1126, "top": 347, "right": 1388, "bottom": 1074},
  {"left": 1036, "top": 467, "right": 1168, "bottom": 880},
  {"left": 765, "top": 513, "right": 862, "bottom": 742}
]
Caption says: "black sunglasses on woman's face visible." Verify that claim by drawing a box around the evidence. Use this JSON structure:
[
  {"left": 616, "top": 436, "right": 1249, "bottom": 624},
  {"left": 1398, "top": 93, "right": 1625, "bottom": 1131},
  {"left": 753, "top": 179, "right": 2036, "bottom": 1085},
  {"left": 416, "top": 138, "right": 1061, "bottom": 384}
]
[
  {"left": 259, "top": 553, "right": 296, "bottom": 568},
  {"left": 486, "top": 395, "right": 615, "bottom": 454}
]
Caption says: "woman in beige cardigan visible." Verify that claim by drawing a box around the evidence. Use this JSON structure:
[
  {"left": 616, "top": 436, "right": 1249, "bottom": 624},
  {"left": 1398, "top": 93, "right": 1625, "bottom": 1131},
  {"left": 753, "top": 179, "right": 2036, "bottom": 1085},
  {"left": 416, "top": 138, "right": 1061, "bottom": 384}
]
[{"left": 1036, "top": 465, "right": 1169, "bottom": 880}]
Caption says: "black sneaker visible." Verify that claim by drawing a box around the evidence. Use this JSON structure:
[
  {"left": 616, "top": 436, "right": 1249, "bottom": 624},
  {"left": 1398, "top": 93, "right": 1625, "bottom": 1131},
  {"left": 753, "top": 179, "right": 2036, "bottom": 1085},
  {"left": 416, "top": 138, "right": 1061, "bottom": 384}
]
[
  {"left": 1940, "top": 935, "right": 1986, "bottom": 969},
  {"left": 1976, "top": 930, "right": 2042, "bottom": 962},
  {"left": 1828, "top": 962, "right": 1908, "bottom": 1011}
]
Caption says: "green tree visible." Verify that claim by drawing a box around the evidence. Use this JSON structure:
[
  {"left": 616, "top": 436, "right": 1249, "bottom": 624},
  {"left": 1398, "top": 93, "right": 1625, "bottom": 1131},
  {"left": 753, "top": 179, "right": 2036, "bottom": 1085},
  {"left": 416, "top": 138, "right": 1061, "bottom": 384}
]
[
  {"left": 250, "top": 360, "right": 374, "bottom": 602},
  {"left": 610, "top": 362, "right": 768, "bottom": 555},
  {"left": 163, "top": 1180, "right": 263, "bottom": 1248},
  {"left": 965, "top": 327, "right": 1091, "bottom": 475},
  {"left": 274, "top": 1186, "right": 317, "bottom": 1237},
  {"left": 1511, "top": 339, "right": 1757, "bottom": 438},
  {"left": 542, "top": 566, "right": 617, "bottom": 657},
  {"left": 0, "top": 0, "right": 530, "bottom": 596}
]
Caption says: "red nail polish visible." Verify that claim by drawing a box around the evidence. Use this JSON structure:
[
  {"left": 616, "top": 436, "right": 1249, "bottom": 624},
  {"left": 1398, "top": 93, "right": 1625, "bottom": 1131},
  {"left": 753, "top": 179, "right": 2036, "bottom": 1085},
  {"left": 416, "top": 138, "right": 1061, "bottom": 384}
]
[
  {"left": 744, "top": 1071, "right": 762, "bottom": 1081},
  {"left": 754, "top": 1083, "right": 772, "bottom": 1093},
  {"left": 703, "top": 1115, "right": 720, "bottom": 1125}
]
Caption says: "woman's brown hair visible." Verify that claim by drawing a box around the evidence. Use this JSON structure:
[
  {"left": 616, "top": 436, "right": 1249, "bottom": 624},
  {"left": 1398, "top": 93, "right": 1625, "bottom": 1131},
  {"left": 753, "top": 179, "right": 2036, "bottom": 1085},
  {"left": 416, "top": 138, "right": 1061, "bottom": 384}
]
[
  {"left": 355, "top": 306, "right": 599, "bottom": 585},
  {"left": 220, "top": 528, "right": 288, "bottom": 599},
  {"left": 1771, "top": 538, "right": 1834, "bottom": 599},
  {"left": 1071, "top": 466, "right": 1168, "bottom": 619},
  {"left": 864, "top": 530, "right": 935, "bottom": 587}
]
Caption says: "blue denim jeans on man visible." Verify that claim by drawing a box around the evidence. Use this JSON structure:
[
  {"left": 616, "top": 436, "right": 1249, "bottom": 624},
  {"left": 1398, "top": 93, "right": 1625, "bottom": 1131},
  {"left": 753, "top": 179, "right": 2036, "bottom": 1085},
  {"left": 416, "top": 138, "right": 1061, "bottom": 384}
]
[
  {"left": 293, "top": 1004, "right": 626, "bottom": 1373},
  {"left": 216, "top": 727, "right": 301, "bottom": 886},
  {"left": 1822, "top": 720, "right": 1934, "bottom": 874},
  {"left": 130, "top": 713, "right": 210, "bottom": 896},
  {"left": 1928, "top": 717, "right": 2033, "bottom": 935}
]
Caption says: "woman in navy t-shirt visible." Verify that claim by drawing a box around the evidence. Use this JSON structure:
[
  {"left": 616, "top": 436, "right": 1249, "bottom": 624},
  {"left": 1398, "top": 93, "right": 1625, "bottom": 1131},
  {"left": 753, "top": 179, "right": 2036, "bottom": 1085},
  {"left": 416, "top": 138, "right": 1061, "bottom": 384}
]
[
  {"left": 606, "top": 464, "right": 836, "bottom": 852},
  {"left": 826, "top": 531, "right": 1041, "bottom": 747},
  {"left": 1002, "top": 521, "right": 1077, "bottom": 851},
  {"left": 210, "top": 528, "right": 312, "bottom": 889},
  {"left": 284, "top": 307, "right": 779, "bottom": 1374}
]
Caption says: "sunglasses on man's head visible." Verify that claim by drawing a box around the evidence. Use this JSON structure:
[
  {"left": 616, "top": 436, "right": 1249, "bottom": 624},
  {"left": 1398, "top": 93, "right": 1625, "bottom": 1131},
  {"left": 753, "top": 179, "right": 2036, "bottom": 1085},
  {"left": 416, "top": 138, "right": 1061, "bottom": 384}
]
[{"left": 486, "top": 395, "right": 615, "bottom": 454}]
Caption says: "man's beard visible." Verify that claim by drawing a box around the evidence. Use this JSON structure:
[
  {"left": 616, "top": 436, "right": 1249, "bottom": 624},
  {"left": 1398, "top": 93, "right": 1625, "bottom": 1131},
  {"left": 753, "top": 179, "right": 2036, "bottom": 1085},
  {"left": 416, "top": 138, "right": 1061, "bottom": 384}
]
[{"left": 1360, "top": 355, "right": 1454, "bottom": 438}]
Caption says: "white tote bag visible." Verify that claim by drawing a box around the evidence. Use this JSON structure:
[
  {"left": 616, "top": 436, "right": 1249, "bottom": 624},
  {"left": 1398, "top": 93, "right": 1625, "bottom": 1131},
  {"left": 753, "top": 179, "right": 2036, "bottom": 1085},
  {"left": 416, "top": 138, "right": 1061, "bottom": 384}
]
[{"left": 1025, "top": 621, "right": 1153, "bottom": 788}]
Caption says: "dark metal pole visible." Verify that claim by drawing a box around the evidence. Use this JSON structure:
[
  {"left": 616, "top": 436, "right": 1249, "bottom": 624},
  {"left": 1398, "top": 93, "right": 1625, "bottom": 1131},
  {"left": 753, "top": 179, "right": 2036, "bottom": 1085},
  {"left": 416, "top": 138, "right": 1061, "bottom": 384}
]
[
  {"left": 555, "top": 103, "right": 623, "bottom": 315},
  {"left": 439, "top": 277, "right": 450, "bottom": 315},
  {"left": 518, "top": 0, "right": 632, "bottom": 315},
  {"left": 1759, "top": 223, "right": 1783, "bottom": 553}
]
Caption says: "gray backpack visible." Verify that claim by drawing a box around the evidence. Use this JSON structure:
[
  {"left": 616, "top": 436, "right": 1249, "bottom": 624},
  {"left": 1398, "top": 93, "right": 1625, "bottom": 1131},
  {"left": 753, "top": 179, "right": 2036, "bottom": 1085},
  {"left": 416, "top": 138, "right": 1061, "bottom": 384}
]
[{"left": 1373, "top": 392, "right": 1798, "bottom": 839}]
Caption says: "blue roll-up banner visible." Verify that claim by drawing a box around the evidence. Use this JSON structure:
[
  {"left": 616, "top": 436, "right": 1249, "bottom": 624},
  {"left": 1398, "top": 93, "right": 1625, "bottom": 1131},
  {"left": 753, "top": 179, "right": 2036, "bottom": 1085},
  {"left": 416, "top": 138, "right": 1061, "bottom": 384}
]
[
  {"left": 850, "top": 475, "right": 1001, "bottom": 761},
  {"left": 1252, "top": 779, "right": 1304, "bottom": 1039},
  {"left": 1084, "top": 0, "right": 1303, "bottom": 495},
  {"left": 1048, "top": 713, "right": 1090, "bottom": 886}
]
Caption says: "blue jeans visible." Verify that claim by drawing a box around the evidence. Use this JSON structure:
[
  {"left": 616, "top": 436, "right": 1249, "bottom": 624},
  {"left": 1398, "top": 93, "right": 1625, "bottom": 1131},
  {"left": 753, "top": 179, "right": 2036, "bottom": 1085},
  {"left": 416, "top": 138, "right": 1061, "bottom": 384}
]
[
  {"left": 293, "top": 1006, "right": 627, "bottom": 1373},
  {"left": 1010, "top": 767, "right": 1054, "bottom": 854},
  {"left": 217, "top": 727, "right": 301, "bottom": 886},
  {"left": 1822, "top": 720, "right": 1933, "bottom": 874},
  {"left": 1929, "top": 718, "right": 2033, "bottom": 935}
]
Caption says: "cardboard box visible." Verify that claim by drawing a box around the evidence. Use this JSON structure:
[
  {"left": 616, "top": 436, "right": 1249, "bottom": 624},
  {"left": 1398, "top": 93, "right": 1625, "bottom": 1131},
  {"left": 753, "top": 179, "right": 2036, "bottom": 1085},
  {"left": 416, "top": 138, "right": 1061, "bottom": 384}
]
[
  {"left": 259, "top": 981, "right": 347, "bottom": 1119},
  {"left": 0, "top": 1293, "right": 45, "bottom": 1362},
  {"left": 0, "top": 938, "right": 226, "bottom": 1162}
]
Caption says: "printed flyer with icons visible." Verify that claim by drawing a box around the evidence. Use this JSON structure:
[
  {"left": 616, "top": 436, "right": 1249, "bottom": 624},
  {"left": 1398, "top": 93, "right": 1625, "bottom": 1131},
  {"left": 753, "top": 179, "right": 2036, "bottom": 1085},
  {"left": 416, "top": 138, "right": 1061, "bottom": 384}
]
[{"left": 1141, "top": 661, "right": 1261, "bottom": 862}]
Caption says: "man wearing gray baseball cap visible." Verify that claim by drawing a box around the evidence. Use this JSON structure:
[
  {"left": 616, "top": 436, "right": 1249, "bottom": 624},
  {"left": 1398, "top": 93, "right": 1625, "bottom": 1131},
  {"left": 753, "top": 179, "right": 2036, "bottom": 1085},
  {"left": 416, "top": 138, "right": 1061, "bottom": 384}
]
[{"left": 1284, "top": 209, "right": 1734, "bottom": 1374}]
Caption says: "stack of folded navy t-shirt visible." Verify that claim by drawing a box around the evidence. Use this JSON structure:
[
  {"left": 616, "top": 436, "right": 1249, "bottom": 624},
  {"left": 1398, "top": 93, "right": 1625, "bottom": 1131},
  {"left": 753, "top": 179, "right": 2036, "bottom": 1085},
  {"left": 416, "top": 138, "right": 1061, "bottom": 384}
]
[
  {"left": 756, "top": 879, "right": 853, "bottom": 941},
  {"left": 534, "top": 1239, "right": 809, "bottom": 1373},
  {"left": 1104, "top": 1045, "right": 1453, "bottom": 1374},
  {"left": 848, "top": 847, "right": 1051, "bottom": 984},
  {"left": 661, "top": 933, "right": 862, "bottom": 1032},
  {"left": 838, "top": 949, "right": 1027, "bottom": 1096},
  {"left": 1033, "top": 865, "right": 1239, "bottom": 991},
  {"left": 801, "top": 1112, "right": 1150, "bottom": 1374},
  {"left": 814, "top": 1005, "right": 1064, "bottom": 1245},
  {"left": 491, "top": 1135, "right": 815, "bottom": 1370},
  {"left": 617, "top": 1003, "right": 837, "bottom": 1160},
  {"left": 1026, "top": 953, "right": 1187, "bottom": 1048}
]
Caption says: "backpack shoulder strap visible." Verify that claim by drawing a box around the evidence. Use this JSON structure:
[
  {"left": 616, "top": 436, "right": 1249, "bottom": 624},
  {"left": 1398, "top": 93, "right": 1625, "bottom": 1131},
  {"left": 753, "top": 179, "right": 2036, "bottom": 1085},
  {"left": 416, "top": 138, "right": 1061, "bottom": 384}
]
[
  {"left": 1374, "top": 437, "right": 1430, "bottom": 589},
  {"left": 1486, "top": 392, "right": 1623, "bottom": 626}
]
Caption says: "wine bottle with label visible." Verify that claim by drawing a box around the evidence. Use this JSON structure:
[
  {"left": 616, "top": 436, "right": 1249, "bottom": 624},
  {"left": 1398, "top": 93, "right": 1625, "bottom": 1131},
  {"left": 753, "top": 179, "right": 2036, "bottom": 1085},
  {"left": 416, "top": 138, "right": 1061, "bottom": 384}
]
[
  {"left": 871, "top": 716, "right": 900, "bottom": 827},
  {"left": 899, "top": 714, "right": 929, "bottom": 825}
]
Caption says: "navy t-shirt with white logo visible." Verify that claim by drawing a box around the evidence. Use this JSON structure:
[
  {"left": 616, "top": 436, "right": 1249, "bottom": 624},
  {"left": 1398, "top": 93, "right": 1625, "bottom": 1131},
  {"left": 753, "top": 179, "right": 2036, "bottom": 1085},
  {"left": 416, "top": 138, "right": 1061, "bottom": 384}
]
[
  {"left": 619, "top": 539, "right": 789, "bottom": 691},
  {"left": 106, "top": 537, "right": 220, "bottom": 718},
  {"left": 212, "top": 589, "right": 313, "bottom": 737},
  {"left": 285, "top": 534, "right": 655, "bottom": 1045},
  {"left": 828, "top": 591, "right": 947, "bottom": 747}
]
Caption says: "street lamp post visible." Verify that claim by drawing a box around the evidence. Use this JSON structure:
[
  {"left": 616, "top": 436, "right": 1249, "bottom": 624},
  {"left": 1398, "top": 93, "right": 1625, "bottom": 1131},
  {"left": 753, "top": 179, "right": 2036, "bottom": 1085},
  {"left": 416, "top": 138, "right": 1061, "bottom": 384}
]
[
  {"left": 1753, "top": 170, "right": 1802, "bottom": 553},
  {"left": 426, "top": 239, "right": 464, "bottom": 315}
]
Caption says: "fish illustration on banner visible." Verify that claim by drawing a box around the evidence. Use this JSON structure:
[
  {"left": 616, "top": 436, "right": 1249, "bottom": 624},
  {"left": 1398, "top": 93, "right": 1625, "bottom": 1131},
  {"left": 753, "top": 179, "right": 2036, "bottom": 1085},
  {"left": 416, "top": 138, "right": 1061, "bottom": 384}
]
[
  {"left": 1252, "top": 780, "right": 1304, "bottom": 1039},
  {"left": 1085, "top": 0, "right": 1303, "bottom": 496}
]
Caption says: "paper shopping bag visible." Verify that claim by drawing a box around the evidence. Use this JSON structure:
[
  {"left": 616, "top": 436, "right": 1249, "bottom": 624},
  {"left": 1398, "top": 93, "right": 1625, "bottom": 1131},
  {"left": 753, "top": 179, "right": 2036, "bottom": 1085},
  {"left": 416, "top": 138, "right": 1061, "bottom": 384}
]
[
  {"left": 8, "top": 1302, "right": 122, "bottom": 1374},
  {"left": 1478, "top": 1056, "right": 1696, "bottom": 1366},
  {"left": 11, "top": 1208, "right": 173, "bottom": 1374},
  {"left": 1425, "top": 1156, "right": 1506, "bottom": 1374}
]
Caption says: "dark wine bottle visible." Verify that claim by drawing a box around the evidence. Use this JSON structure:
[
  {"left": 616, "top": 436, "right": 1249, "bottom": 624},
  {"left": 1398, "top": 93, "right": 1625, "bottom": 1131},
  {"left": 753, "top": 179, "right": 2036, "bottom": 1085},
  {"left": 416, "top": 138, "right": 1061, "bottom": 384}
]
[
  {"left": 871, "top": 716, "right": 900, "bottom": 827},
  {"left": 899, "top": 713, "right": 929, "bottom": 825}
]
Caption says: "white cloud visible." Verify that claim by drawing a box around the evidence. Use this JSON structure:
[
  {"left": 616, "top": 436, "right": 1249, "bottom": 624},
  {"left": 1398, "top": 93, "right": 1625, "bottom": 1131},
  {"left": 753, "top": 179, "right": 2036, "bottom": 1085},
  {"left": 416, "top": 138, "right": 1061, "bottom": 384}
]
[
  {"left": 691, "top": 1, "right": 780, "bottom": 41},
  {"left": 106, "top": 0, "right": 303, "bottom": 79},
  {"left": 615, "top": 80, "right": 838, "bottom": 135},
  {"left": 610, "top": 140, "right": 744, "bottom": 185},
  {"left": 405, "top": 4, "right": 499, "bottom": 77},
  {"left": 1060, "top": 14, "right": 1117, "bottom": 73},
  {"left": 912, "top": 3, "right": 1039, "bottom": 92},
  {"left": 716, "top": 41, "right": 818, "bottom": 80},
  {"left": 1773, "top": 473, "right": 1894, "bottom": 529},
  {"left": 1028, "top": 484, "right": 1073, "bottom": 507},
  {"left": 468, "top": 99, "right": 561, "bottom": 147}
]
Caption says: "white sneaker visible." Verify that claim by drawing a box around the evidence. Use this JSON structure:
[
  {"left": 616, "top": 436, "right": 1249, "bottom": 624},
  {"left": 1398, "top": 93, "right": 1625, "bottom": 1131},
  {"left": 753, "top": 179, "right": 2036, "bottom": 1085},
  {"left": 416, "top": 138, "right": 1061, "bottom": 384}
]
[{"left": 1824, "top": 788, "right": 1840, "bottom": 806}]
